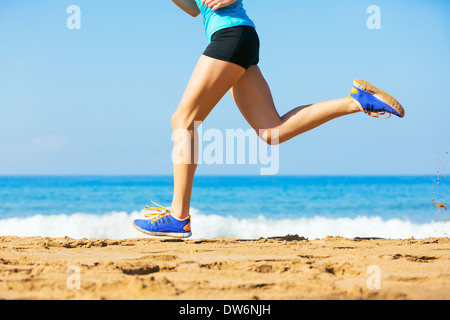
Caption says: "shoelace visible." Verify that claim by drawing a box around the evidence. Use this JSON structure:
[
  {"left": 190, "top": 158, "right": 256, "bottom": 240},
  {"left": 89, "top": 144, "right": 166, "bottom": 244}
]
[
  {"left": 351, "top": 94, "right": 392, "bottom": 119},
  {"left": 144, "top": 201, "right": 170, "bottom": 223},
  {"left": 363, "top": 110, "right": 391, "bottom": 119}
]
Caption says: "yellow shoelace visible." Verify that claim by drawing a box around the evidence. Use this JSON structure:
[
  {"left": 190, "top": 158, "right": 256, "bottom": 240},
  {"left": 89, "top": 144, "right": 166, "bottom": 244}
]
[
  {"left": 363, "top": 110, "right": 391, "bottom": 119},
  {"left": 144, "top": 201, "right": 170, "bottom": 223}
]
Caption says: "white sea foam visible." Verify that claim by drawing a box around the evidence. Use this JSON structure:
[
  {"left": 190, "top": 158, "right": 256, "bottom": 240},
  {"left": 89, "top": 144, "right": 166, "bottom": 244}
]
[{"left": 0, "top": 209, "right": 447, "bottom": 240}]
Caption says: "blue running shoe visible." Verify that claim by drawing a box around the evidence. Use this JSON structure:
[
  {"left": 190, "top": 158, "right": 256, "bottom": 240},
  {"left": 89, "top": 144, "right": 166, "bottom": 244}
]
[
  {"left": 349, "top": 79, "right": 405, "bottom": 118},
  {"left": 133, "top": 201, "right": 192, "bottom": 238}
]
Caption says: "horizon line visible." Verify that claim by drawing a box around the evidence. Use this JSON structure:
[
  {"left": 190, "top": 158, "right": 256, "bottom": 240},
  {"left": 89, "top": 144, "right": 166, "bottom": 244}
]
[{"left": 0, "top": 173, "right": 445, "bottom": 178}]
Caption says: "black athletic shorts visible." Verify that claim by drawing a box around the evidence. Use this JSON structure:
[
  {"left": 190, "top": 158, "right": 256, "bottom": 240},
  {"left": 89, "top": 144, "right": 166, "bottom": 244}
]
[{"left": 203, "top": 26, "right": 260, "bottom": 70}]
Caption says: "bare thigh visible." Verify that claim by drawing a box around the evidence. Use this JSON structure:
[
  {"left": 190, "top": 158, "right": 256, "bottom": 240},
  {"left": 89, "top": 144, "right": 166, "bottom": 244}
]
[
  {"left": 230, "top": 65, "right": 355, "bottom": 144},
  {"left": 229, "top": 65, "right": 282, "bottom": 133},
  {"left": 172, "top": 55, "right": 246, "bottom": 129}
]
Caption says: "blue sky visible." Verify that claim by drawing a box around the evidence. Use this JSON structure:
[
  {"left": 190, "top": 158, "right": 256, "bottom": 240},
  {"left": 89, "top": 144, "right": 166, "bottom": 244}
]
[{"left": 0, "top": 0, "right": 449, "bottom": 175}]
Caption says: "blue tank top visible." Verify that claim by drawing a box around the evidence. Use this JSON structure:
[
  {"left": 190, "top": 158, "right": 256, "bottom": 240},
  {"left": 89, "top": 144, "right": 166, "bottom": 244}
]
[{"left": 195, "top": 0, "right": 255, "bottom": 42}]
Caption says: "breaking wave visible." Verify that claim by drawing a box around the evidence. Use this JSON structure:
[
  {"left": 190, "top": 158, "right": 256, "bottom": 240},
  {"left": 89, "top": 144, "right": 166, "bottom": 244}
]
[{"left": 0, "top": 208, "right": 447, "bottom": 240}]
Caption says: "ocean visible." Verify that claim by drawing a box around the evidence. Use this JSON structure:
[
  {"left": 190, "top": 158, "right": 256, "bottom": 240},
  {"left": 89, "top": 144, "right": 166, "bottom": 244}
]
[{"left": 0, "top": 175, "right": 448, "bottom": 239}]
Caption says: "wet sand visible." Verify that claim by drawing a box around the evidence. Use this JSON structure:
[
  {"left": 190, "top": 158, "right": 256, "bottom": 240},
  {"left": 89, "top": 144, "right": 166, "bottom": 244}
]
[{"left": 0, "top": 236, "right": 449, "bottom": 300}]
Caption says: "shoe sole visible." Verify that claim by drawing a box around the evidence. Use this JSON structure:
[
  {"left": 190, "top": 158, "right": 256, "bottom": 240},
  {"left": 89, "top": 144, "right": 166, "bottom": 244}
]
[
  {"left": 354, "top": 79, "right": 405, "bottom": 118},
  {"left": 133, "top": 222, "right": 192, "bottom": 239}
]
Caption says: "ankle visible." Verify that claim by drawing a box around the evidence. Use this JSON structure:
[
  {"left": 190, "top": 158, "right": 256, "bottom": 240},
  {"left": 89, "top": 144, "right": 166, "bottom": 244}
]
[
  {"left": 347, "top": 97, "right": 363, "bottom": 113},
  {"left": 169, "top": 206, "right": 190, "bottom": 220}
]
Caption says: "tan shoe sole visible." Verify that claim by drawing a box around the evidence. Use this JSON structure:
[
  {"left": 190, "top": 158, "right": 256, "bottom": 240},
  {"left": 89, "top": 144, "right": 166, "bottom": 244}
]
[{"left": 354, "top": 79, "right": 405, "bottom": 118}]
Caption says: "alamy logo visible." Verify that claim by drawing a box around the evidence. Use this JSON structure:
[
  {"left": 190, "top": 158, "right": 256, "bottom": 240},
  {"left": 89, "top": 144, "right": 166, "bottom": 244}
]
[
  {"left": 172, "top": 122, "right": 279, "bottom": 176},
  {"left": 66, "top": 5, "right": 81, "bottom": 30},
  {"left": 366, "top": 265, "right": 381, "bottom": 290},
  {"left": 367, "top": 5, "right": 381, "bottom": 30},
  {"left": 66, "top": 265, "right": 81, "bottom": 289}
]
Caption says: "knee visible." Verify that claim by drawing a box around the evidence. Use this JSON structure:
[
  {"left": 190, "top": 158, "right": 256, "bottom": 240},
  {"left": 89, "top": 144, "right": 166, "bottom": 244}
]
[
  {"left": 260, "top": 128, "right": 281, "bottom": 146},
  {"left": 171, "top": 111, "right": 192, "bottom": 131},
  {"left": 171, "top": 111, "right": 182, "bottom": 131}
]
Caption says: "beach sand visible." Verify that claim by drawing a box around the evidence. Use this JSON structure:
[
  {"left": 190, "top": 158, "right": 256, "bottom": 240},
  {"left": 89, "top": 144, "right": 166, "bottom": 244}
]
[{"left": 0, "top": 235, "right": 449, "bottom": 300}]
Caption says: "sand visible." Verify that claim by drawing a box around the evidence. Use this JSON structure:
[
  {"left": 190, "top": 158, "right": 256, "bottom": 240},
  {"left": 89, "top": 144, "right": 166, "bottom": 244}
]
[{"left": 0, "top": 235, "right": 449, "bottom": 300}]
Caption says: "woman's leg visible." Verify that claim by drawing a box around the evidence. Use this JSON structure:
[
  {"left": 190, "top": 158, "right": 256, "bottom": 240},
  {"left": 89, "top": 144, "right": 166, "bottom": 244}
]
[
  {"left": 229, "top": 65, "right": 362, "bottom": 144},
  {"left": 170, "top": 55, "right": 246, "bottom": 219}
]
